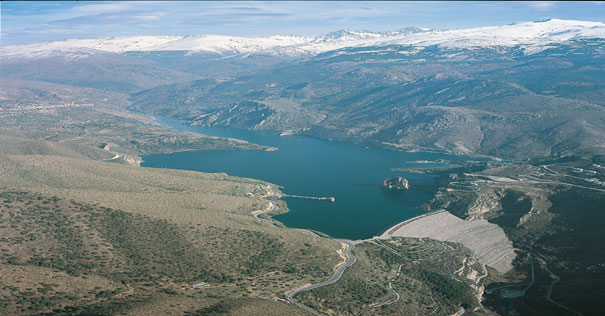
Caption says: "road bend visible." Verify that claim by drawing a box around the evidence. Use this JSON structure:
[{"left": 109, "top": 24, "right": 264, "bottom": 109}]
[
  {"left": 251, "top": 184, "right": 359, "bottom": 315},
  {"left": 287, "top": 239, "right": 357, "bottom": 316}
]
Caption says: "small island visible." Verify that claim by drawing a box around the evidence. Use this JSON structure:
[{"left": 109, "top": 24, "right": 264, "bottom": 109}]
[{"left": 382, "top": 176, "right": 409, "bottom": 190}]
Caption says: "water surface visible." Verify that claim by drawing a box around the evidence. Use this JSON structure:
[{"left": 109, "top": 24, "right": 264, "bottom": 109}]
[{"left": 143, "top": 117, "right": 467, "bottom": 240}]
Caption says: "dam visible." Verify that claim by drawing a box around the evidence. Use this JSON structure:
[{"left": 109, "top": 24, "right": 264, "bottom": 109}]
[{"left": 285, "top": 194, "right": 335, "bottom": 202}]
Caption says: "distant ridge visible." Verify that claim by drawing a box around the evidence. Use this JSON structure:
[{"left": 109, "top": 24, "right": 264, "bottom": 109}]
[{"left": 2, "top": 19, "right": 604, "bottom": 58}]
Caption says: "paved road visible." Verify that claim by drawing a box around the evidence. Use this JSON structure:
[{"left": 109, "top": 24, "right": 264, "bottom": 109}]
[
  {"left": 253, "top": 183, "right": 282, "bottom": 227},
  {"left": 486, "top": 249, "right": 584, "bottom": 316},
  {"left": 485, "top": 251, "right": 534, "bottom": 296},
  {"left": 287, "top": 239, "right": 357, "bottom": 316},
  {"left": 359, "top": 263, "right": 403, "bottom": 315},
  {"left": 525, "top": 250, "right": 584, "bottom": 316},
  {"left": 250, "top": 184, "right": 358, "bottom": 316}
]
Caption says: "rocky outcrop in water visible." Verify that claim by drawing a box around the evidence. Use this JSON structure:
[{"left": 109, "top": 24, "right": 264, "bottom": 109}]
[{"left": 382, "top": 176, "right": 409, "bottom": 190}]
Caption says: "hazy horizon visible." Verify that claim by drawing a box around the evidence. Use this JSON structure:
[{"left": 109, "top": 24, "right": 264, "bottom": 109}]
[{"left": 2, "top": 1, "right": 604, "bottom": 45}]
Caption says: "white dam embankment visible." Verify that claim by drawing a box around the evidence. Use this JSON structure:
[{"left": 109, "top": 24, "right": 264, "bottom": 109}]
[{"left": 378, "top": 211, "right": 516, "bottom": 274}]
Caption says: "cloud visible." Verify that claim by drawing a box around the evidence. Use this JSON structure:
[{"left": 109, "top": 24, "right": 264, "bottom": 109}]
[
  {"left": 133, "top": 15, "right": 162, "bottom": 21},
  {"left": 528, "top": 2, "right": 556, "bottom": 11},
  {"left": 2, "top": 1, "right": 603, "bottom": 45},
  {"left": 69, "top": 2, "right": 132, "bottom": 14},
  {"left": 183, "top": 12, "right": 291, "bottom": 26}
]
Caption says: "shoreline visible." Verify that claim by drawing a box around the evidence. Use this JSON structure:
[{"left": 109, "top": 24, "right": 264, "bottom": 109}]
[
  {"left": 154, "top": 114, "right": 498, "bottom": 162},
  {"left": 152, "top": 114, "right": 478, "bottom": 244}
]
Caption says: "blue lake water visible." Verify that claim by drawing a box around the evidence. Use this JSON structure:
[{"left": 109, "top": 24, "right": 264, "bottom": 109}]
[{"left": 142, "top": 117, "right": 469, "bottom": 240}]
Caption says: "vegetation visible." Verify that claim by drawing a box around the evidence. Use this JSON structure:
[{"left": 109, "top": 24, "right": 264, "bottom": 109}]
[
  {"left": 0, "top": 103, "right": 270, "bottom": 167},
  {"left": 425, "top": 155, "right": 605, "bottom": 315},
  {"left": 130, "top": 40, "right": 605, "bottom": 160},
  {"left": 2, "top": 26, "right": 604, "bottom": 316},
  {"left": 299, "top": 239, "right": 486, "bottom": 316},
  {"left": 0, "top": 148, "right": 341, "bottom": 315},
  {"left": 183, "top": 298, "right": 309, "bottom": 316}
]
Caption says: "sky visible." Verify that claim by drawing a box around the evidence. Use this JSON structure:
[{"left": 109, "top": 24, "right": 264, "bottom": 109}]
[{"left": 1, "top": 1, "right": 604, "bottom": 45}]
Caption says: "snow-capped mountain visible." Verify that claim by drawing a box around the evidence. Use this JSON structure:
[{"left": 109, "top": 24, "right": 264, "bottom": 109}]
[
  {"left": 1, "top": 19, "right": 604, "bottom": 59},
  {"left": 377, "top": 18, "right": 605, "bottom": 53}
]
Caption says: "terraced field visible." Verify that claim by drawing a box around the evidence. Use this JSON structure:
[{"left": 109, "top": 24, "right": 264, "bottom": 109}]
[{"left": 380, "top": 211, "right": 515, "bottom": 274}]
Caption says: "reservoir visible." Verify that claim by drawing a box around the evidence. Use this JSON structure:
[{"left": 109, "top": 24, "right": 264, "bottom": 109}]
[{"left": 142, "top": 117, "right": 466, "bottom": 240}]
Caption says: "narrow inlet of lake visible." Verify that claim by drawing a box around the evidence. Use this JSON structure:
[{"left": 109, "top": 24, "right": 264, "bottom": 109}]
[{"left": 142, "top": 117, "right": 467, "bottom": 240}]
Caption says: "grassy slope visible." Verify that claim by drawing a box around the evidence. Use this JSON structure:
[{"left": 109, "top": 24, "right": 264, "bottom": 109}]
[
  {"left": 0, "top": 145, "right": 340, "bottom": 315},
  {"left": 299, "top": 239, "right": 492, "bottom": 316},
  {"left": 0, "top": 79, "right": 131, "bottom": 110},
  {"left": 0, "top": 79, "right": 275, "bottom": 167},
  {"left": 0, "top": 105, "right": 272, "bottom": 166}
]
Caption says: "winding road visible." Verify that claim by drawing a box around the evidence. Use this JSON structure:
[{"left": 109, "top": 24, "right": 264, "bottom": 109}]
[
  {"left": 485, "top": 251, "right": 535, "bottom": 297},
  {"left": 356, "top": 263, "right": 404, "bottom": 315},
  {"left": 251, "top": 183, "right": 359, "bottom": 316},
  {"left": 526, "top": 250, "right": 584, "bottom": 316},
  {"left": 485, "top": 249, "right": 584, "bottom": 316},
  {"left": 287, "top": 239, "right": 357, "bottom": 316},
  {"left": 252, "top": 183, "right": 283, "bottom": 227},
  {"left": 253, "top": 183, "right": 506, "bottom": 316}
]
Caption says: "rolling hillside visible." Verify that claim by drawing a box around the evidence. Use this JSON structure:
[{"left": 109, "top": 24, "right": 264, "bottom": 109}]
[
  {"left": 0, "top": 135, "right": 341, "bottom": 315},
  {"left": 130, "top": 39, "right": 605, "bottom": 159}
]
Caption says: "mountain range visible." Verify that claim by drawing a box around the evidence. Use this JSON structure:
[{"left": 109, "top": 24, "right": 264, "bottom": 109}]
[
  {"left": 2, "top": 19, "right": 605, "bottom": 159},
  {"left": 2, "top": 19, "right": 604, "bottom": 58},
  {"left": 2, "top": 17, "right": 605, "bottom": 316}
]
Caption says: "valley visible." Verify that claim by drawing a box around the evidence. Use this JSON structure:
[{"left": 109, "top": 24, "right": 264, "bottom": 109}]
[
  {"left": 129, "top": 38, "right": 605, "bottom": 160},
  {"left": 142, "top": 117, "right": 466, "bottom": 240},
  {"left": 1, "top": 14, "right": 604, "bottom": 316},
  {"left": 420, "top": 156, "right": 605, "bottom": 315}
]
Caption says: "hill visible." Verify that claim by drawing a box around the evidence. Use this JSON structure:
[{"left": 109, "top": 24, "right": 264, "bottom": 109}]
[
  {"left": 420, "top": 156, "right": 605, "bottom": 315},
  {"left": 0, "top": 94, "right": 272, "bottom": 166},
  {"left": 2, "top": 18, "right": 605, "bottom": 316},
  {"left": 130, "top": 39, "right": 605, "bottom": 159},
  {"left": 0, "top": 143, "right": 341, "bottom": 315}
]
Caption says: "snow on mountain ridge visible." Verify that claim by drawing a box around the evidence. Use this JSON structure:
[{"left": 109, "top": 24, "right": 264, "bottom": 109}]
[
  {"left": 370, "top": 18, "right": 605, "bottom": 50},
  {"left": 0, "top": 36, "right": 183, "bottom": 58},
  {"left": 2, "top": 19, "right": 604, "bottom": 59}
]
